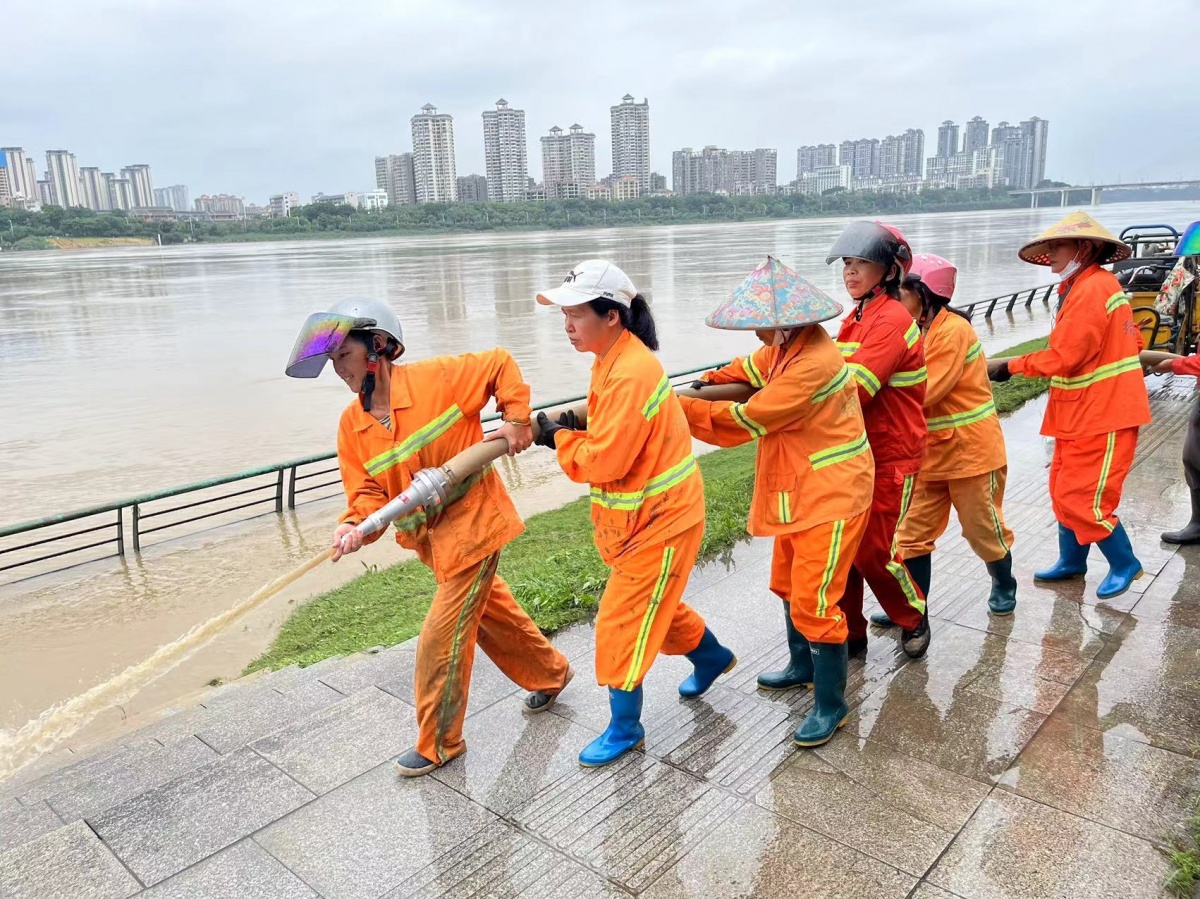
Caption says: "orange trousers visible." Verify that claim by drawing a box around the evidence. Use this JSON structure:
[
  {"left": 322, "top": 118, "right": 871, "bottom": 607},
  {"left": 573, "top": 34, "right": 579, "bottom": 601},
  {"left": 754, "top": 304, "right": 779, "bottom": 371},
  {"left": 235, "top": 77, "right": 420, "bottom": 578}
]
[
  {"left": 898, "top": 468, "right": 1014, "bottom": 562},
  {"left": 769, "top": 511, "right": 870, "bottom": 644},
  {"left": 1049, "top": 428, "right": 1138, "bottom": 545},
  {"left": 843, "top": 468, "right": 927, "bottom": 639},
  {"left": 595, "top": 521, "right": 707, "bottom": 691},
  {"left": 414, "top": 553, "right": 570, "bottom": 764}
]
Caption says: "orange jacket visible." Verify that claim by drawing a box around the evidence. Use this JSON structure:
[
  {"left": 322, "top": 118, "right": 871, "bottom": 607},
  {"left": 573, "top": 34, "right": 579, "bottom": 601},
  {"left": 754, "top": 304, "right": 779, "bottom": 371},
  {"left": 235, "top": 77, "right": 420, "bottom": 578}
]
[
  {"left": 1171, "top": 355, "right": 1200, "bottom": 376},
  {"left": 553, "top": 329, "right": 704, "bottom": 564},
  {"left": 918, "top": 308, "right": 1006, "bottom": 480},
  {"left": 836, "top": 296, "right": 928, "bottom": 474},
  {"left": 336, "top": 349, "right": 532, "bottom": 582},
  {"left": 680, "top": 325, "right": 874, "bottom": 537},
  {"left": 1008, "top": 265, "right": 1151, "bottom": 439}
]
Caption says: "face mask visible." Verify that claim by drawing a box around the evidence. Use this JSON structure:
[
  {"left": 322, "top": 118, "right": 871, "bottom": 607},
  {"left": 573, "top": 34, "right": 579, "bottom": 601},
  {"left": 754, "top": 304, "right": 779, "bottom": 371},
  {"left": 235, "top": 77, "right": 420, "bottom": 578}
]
[
  {"left": 1057, "top": 248, "right": 1086, "bottom": 282},
  {"left": 771, "top": 328, "right": 796, "bottom": 347}
]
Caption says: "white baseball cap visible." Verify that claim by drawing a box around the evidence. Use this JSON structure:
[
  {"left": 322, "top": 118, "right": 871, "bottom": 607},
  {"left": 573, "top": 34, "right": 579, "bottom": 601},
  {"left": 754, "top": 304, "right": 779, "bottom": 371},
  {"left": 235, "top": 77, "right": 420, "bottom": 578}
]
[{"left": 535, "top": 259, "right": 639, "bottom": 308}]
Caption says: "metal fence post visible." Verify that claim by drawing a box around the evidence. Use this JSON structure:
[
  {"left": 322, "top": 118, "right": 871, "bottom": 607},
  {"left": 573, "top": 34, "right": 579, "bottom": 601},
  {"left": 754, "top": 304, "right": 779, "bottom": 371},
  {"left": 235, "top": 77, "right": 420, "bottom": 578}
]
[
  {"left": 275, "top": 469, "right": 285, "bottom": 514},
  {"left": 116, "top": 507, "right": 125, "bottom": 557},
  {"left": 287, "top": 465, "right": 297, "bottom": 510},
  {"left": 132, "top": 503, "right": 141, "bottom": 553}
]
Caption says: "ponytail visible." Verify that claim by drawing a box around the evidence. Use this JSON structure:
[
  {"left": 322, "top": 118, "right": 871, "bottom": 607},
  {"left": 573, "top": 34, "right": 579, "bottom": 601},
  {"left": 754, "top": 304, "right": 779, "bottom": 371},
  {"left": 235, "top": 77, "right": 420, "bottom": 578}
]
[{"left": 588, "top": 294, "right": 660, "bottom": 351}]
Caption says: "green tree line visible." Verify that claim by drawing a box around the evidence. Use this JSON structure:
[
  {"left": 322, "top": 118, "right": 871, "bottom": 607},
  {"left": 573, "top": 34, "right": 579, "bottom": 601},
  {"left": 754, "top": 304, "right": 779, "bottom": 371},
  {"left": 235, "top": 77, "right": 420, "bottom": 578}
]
[{"left": 0, "top": 187, "right": 1024, "bottom": 249}]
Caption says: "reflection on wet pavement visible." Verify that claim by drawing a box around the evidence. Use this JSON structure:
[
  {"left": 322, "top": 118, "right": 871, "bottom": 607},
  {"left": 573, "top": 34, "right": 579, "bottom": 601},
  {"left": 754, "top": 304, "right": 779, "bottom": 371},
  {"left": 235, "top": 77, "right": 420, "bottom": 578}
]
[{"left": 5, "top": 356, "right": 1200, "bottom": 897}]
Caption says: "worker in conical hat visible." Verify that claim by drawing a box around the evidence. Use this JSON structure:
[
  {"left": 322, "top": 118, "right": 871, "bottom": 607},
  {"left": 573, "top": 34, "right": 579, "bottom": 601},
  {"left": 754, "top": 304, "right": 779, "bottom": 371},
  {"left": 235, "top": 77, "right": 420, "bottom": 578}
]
[
  {"left": 681, "top": 256, "right": 874, "bottom": 748},
  {"left": 988, "top": 212, "right": 1150, "bottom": 599},
  {"left": 285, "top": 297, "right": 572, "bottom": 778},
  {"left": 532, "top": 260, "right": 736, "bottom": 768}
]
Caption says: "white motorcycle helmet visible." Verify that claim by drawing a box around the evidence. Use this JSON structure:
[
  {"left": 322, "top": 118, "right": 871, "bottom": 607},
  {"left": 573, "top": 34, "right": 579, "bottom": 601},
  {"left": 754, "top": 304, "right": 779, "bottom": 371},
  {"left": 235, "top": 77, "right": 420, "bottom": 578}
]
[{"left": 285, "top": 297, "right": 404, "bottom": 379}]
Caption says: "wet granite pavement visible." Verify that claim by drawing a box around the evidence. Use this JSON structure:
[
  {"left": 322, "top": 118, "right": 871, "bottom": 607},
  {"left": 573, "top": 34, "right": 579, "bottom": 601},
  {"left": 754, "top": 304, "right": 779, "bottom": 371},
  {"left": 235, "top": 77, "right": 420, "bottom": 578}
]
[{"left": 3, "top": 378, "right": 1200, "bottom": 898}]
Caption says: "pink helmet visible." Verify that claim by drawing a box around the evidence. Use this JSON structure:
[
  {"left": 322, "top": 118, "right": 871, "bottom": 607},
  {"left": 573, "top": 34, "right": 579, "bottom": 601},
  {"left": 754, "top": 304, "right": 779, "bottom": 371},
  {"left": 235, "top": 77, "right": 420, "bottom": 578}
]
[{"left": 906, "top": 254, "right": 957, "bottom": 302}]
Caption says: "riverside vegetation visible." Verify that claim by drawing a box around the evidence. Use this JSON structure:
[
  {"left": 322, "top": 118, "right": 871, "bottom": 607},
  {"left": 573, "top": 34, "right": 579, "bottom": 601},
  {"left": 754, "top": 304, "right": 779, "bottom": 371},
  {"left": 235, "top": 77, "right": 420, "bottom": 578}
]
[{"left": 247, "top": 335, "right": 1049, "bottom": 673}]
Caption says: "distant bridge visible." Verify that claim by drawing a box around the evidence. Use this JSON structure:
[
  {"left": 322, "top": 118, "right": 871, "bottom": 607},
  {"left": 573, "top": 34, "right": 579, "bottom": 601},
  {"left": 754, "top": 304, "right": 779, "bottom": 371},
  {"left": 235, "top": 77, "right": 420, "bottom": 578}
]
[{"left": 1009, "top": 180, "right": 1200, "bottom": 207}]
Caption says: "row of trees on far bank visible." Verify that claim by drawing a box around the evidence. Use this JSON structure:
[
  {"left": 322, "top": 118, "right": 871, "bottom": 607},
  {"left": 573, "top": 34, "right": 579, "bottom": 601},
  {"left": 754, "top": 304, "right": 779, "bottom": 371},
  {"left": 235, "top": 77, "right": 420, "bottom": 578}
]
[{"left": 0, "top": 187, "right": 1025, "bottom": 249}]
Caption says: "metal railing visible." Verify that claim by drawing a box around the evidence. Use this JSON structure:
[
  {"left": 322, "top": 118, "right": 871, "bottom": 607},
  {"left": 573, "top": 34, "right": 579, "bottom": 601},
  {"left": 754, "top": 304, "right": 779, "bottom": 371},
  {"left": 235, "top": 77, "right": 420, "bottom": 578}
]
[{"left": 0, "top": 282, "right": 1062, "bottom": 583}]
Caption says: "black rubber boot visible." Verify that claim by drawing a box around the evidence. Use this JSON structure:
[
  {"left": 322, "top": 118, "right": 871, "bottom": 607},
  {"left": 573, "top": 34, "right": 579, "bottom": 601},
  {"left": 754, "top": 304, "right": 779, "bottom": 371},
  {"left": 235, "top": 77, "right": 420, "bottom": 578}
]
[
  {"left": 872, "top": 554, "right": 931, "bottom": 630},
  {"left": 986, "top": 553, "right": 1018, "bottom": 615},
  {"left": 757, "top": 602, "right": 814, "bottom": 691},
  {"left": 1163, "top": 489, "right": 1200, "bottom": 545},
  {"left": 792, "top": 641, "right": 850, "bottom": 747}
]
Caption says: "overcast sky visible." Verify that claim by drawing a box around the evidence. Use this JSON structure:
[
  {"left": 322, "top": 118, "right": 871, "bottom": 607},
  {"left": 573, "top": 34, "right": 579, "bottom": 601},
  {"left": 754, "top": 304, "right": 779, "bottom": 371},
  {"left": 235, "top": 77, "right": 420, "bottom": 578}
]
[{"left": 4, "top": 0, "right": 1198, "bottom": 202}]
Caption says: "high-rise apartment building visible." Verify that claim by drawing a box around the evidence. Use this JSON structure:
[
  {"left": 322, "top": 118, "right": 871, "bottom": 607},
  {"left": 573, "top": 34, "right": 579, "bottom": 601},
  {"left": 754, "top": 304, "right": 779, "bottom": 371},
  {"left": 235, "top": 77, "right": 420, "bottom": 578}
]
[
  {"left": 1, "top": 148, "right": 36, "bottom": 206},
  {"left": 195, "top": 194, "right": 245, "bottom": 216},
  {"left": 153, "top": 184, "right": 189, "bottom": 212},
  {"left": 456, "top": 174, "right": 488, "bottom": 203},
  {"left": 610, "top": 94, "right": 650, "bottom": 194},
  {"left": 963, "top": 116, "right": 989, "bottom": 153},
  {"left": 839, "top": 138, "right": 880, "bottom": 179},
  {"left": 375, "top": 154, "right": 417, "bottom": 206},
  {"left": 482, "top": 99, "right": 527, "bottom": 204},
  {"left": 411, "top": 104, "right": 457, "bottom": 203},
  {"left": 45, "top": 150, "right": 82, "bottom": 207},
  {"left": 541, "top": 124, "right": 596, "bottom": 199},
  {"left": 901, "top": 129, "right": 925, "bottom": 177},
  {"left": 0, "top": 165, "right": 9, "bottom": 207},
  {"left": 936, "top": 121, "right": 960, "bottom": 158},
  {"left": 121, "top": 165, "right": 154, "bottom": 208},
  {"left": 673, "top": 146, "right": 776, "bottom": 195},
  {"left": 38, "top": 179, "right": 54, "bottom": 206},
  {"left": 79, "top": 167, "right": 109, "bottom": 210},
  {"left": 1021, "top": 117, "right": 1049, "bottom": 189},
  {"left": 797, "top": 144, "right": 837, "bottom": 177}
]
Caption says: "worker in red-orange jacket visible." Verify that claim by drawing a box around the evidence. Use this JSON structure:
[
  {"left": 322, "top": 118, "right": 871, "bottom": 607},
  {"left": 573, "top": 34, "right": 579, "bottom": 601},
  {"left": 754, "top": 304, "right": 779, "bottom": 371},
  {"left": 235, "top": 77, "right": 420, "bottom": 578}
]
[
  {"left": 827, "top": 221, "right": 931, "bottom": 659},
  {"left": 989, "top": 212, "right": 1151, "bottom": 599},
  {"left": 533, "top": 260, "right": 735, "bottom": 768},
  {"left": 682, "top": 256, "right": 874, "bottom": 748},
  {"left": 869, "top": 254, "right": 1016, "bottom": 628},
  {"left": 285, "top": 297, "right": 572, "bottom": 778}
]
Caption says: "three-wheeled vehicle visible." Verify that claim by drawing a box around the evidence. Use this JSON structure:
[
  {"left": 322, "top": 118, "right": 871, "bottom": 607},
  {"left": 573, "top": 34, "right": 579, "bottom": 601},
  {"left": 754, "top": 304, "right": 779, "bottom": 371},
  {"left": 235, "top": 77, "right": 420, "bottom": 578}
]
[{"left": 1120, "top": 222, "right": 1200, "bottom": 353}]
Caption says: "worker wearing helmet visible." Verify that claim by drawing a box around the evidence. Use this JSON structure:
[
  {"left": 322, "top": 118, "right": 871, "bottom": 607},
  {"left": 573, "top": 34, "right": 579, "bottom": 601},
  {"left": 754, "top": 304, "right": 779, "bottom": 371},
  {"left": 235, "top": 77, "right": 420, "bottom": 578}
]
[
  {"left": 988, "top": 212, "right": 1151, "bottom": 599},
  {"left": 533, "top": 260, "right": 736, "bottom": 768},
  {"left": 827, "top": 220, "right": 931, "bottom": 659},
  {"left": 867, "top": 254, "right": 1016, "bottom": 626},
  {"left": 681, "top": 257, "right": 874, "bottom": 747},
  {"left": 285, "top": 297, "right": 572, "bottom": 778}
]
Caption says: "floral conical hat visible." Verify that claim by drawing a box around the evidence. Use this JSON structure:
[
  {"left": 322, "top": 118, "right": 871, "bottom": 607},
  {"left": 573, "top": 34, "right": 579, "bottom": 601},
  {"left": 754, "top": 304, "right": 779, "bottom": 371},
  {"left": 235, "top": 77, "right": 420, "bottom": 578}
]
[
  {"left": 1019, "top": 212, "right": 1131, "bottom": 266},
  {"left": 705, "top": 256, "right": 843, "bottom": 330}
]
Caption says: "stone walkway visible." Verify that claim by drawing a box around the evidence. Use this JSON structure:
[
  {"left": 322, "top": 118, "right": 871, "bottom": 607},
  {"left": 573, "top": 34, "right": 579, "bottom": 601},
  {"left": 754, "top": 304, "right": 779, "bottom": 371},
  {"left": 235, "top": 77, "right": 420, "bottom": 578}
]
[{"left": 3, "top": 383, "right": 1200, "bottom": 899}]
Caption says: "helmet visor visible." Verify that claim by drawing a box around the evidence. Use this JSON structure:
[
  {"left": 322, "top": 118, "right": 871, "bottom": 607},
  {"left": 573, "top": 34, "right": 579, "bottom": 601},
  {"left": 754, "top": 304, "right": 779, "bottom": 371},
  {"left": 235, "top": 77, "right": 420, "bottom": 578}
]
[
  {"left": 285, "top": 312, "right": 361, "bottom": 378},
  {"left": 825, "top": 220, "right": 894, "bottom": 267}
]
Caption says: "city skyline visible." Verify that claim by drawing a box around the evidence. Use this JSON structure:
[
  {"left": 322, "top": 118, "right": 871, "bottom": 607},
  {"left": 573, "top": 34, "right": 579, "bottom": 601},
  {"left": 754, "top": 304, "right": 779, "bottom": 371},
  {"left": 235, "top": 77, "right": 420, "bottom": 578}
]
[{"left": 2, "top": 0, "right": 1194, "bottom": 202}]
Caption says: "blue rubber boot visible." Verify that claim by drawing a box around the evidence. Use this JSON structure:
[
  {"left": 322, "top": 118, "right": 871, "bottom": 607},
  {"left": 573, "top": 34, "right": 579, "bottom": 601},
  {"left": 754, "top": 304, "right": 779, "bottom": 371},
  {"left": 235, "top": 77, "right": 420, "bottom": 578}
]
[
  {"left": 1095, "top": 522, "right": 1144, "bottom": 599},
  {"left": 986, "top": 553, "right": 1018, "bottom": 615},
  {"left": 1034, "top": 525, "right": 1089, "bottom": 581},
  {"left": 793, "top": 641, "right": 850, "bottom": 747},
  {"left": 579, "top": 687, "right": 645, "bottom": 768},
  {"left": 870, "top": 553, "right": 931, "bottom": 628},
  {"left": 757, "top": 602, "right": 813, "bottom": 691},
  {"left": 679, "top": 628, "right": 737, "bottom": 697}
]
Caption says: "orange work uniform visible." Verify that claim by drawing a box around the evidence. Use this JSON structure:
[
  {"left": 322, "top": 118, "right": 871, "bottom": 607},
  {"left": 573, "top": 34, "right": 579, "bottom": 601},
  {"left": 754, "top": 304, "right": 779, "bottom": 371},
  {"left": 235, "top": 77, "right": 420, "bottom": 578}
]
[
  {"left": 1007, "top": 264, "right": 1151, "bottom": 544},
  {"left": 836, "top": 297, "right": 929, "bottom": 636},
  {"left": 552, "top": 329, "right": 708, "bottom": 690},
  {"left": 681, "top": 325, "right": 874, "bottom": 643},
  {"left": 898, "top": 308, "right": 1013, "bottom": 561},
  {"left": 337, "top": 350, "right": 569, "bottom": 764}
]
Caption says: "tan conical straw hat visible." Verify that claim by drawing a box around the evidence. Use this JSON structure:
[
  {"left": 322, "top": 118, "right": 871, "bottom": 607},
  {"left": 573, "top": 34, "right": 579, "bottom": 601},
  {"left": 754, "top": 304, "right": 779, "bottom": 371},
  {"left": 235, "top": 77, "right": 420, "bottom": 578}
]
[{"left": 1018, "top": 211, "right": 1131, "bottom": 266}]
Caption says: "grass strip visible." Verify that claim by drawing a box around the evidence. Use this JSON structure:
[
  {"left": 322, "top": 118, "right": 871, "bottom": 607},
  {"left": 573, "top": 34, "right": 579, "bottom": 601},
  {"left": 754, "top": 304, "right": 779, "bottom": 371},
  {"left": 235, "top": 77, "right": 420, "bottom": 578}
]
[
  {"left": 1165, "top": 800, "right": 1200, "bottom": 898},
  {"left": 247, "top": 333, "right": 1051, "bottom": 673}
]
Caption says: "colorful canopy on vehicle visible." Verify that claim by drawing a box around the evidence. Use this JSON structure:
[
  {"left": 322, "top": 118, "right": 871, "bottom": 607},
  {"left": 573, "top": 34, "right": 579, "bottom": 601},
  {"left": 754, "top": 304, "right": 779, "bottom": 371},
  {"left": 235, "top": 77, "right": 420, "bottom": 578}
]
[
  {"left": 1176, "top": 222, "right": 1200, "bottom": 257},
  {"left": 1018, "top": 211, "right": 1131, "bottom": 266},
  {"left": 705, "top": 256, "right": 843, "bottom": 330}
]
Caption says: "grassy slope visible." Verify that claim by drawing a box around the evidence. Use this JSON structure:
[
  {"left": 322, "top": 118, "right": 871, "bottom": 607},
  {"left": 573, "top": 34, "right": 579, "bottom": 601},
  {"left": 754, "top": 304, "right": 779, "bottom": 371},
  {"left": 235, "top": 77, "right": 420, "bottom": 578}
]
[{"left": 247, "top": 335, "right": 1052, "bottom": 673}]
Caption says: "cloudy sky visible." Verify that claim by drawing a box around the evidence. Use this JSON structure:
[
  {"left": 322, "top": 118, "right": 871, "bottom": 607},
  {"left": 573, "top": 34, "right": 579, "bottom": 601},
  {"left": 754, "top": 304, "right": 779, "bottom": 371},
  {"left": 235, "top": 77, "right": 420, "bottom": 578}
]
[{"left": 4, "top": 0, "right": 1198, "bottom": 202}]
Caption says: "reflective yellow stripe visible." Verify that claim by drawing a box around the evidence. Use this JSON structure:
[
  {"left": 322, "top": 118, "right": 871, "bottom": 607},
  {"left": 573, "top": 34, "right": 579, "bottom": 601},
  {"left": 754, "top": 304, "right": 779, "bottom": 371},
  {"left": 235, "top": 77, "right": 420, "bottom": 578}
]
[
  {"left": 888, "top": 366, "right": 928, "bottom": 387},
  {"left": 816, "top": 520, "right": 845, "bottom": 620},
  {"left": 1093, "top": 432, "right": 1117, "bottom": 534},
  {"left": 366, "top": 405, "right": 463, "bottom": 476},
  {"left": 589, "top": 455, "right": 698, "bottom": 511},
  {"left": 777, "top": 491, "right": 792, "bottom": 524},
  {"left": 812, "top": 367, "right": 851, "bottom": 403},
  {"left": 904, "top": 321, "right": 921, "bottom": 348},
  {"left": 887, "top": 474, "right": 926, "bottom": 615},
  {"left": 927, "top": 399, "right": 997, "bottom": 431},
  {"left": 434, "top": 554, "right": 497, "bottom": 761},
  {"left": 848, "top": 363, "right": 881, "bottom": 397},
  {"left": 836, "top": 341, "right": 861, "bottom": 358},
  {"left": 641, "top": 374, "right": 671, "bottom": 421},
  {"left": 1050, "top": 355, "right": 1141, "bottom": 390},
  {"left": 743, "top": 356, "right": 766, "bottom": 388},
  {"left": 623, "top": 546, "right": 675, "bottom": 690},
  {"left": 731, "top": 402, "right": 767, "bottom": 438},
  {"left": 965, "top": 342, "right": 983, "bottom": 363},
  {"left": 988, "top": 470, "right": 1010, "bottom": 554},
  {"left": 1106, "top": 291, "right": 1130, "bottom": 314},
  {"left": 809, "top": 432, "right": 870, "bottom": 471}
]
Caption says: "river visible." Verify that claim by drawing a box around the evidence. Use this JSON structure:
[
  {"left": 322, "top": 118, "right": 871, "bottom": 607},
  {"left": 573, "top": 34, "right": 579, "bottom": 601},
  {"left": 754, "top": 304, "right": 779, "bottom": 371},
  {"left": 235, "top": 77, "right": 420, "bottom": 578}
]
[{"left": 0, "top": 200, "right": 1195, "bottom": 741}]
